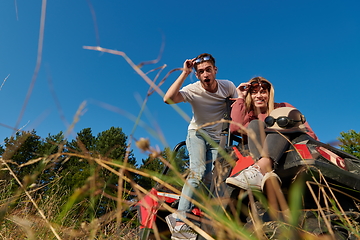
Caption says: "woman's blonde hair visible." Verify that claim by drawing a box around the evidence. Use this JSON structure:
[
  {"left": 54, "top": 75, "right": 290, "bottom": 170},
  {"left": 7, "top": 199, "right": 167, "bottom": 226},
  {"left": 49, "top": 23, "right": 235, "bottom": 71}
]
[{"left": 245, "top": 76, "right": 275, "bottom": 115}]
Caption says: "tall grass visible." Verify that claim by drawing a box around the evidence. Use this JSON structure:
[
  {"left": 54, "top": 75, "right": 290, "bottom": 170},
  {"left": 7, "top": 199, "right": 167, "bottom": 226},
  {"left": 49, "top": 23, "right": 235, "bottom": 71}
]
[
  {"left": 1, "top": 114, "right": 360, "bottom": 240},
  {"left": 0, "top": 151, "right": 140, "bottom": 239}
]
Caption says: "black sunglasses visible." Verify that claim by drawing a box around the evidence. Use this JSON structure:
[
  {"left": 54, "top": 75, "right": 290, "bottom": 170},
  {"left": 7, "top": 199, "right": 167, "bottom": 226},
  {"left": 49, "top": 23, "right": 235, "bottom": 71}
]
[
  {"left": 194, "top": 55, "right": 211, "bottom": 64},
  {"left": 265, "top": 116, "right": 302, "bottom": 128},
  {"left": 250, "top": 81, "right": 271, "bottom": 92},
  {"left": 241, "top": 80, "right": 271, "bottom": 92}
]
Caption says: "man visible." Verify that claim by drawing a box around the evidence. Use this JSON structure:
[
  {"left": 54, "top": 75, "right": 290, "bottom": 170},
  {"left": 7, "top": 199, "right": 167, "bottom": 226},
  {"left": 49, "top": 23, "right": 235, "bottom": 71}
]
[{"left": 163, "top": 53, "right": 237, "bottom": 240}]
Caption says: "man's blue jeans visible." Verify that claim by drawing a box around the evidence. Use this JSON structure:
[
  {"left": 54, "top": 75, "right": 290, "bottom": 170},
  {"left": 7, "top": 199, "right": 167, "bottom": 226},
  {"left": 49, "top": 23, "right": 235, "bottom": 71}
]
[{"left": 176, "top": 129, "right": 219, "bottom": 221}]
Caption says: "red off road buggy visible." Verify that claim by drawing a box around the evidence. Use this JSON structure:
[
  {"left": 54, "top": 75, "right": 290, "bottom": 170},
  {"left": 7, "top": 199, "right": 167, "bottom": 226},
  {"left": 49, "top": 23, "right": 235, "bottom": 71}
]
[{"left": 136, "top": 100, "right": 360, "bottom": 239}]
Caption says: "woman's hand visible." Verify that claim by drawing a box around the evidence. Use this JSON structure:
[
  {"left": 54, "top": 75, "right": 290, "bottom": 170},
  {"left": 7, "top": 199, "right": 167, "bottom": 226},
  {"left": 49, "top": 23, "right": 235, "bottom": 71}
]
[{"left": 232, "top": 82, "right": 250, "bottom": 100}]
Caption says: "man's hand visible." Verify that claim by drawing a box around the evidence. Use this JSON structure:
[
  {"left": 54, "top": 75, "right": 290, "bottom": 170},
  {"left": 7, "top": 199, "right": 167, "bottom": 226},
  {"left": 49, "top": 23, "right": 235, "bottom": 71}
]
[
  {"left": 163, "top": 58, "right": 196, "bottom": 104},
  {"left": 183, "top": 58, "right": 196, "bottom": 74}
]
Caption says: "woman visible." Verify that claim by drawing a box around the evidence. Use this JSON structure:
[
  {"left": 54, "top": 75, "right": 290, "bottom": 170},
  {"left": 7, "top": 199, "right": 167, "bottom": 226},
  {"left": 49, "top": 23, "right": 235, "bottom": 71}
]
[{"left": 226, "top": 76, "right": 318, "bottom": 190}]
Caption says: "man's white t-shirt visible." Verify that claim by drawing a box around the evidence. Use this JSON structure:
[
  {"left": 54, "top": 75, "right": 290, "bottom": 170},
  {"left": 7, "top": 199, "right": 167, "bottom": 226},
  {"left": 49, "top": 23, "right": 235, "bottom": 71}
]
[{"left": 180, "top": 80, "right": 238, "bottom": 140}]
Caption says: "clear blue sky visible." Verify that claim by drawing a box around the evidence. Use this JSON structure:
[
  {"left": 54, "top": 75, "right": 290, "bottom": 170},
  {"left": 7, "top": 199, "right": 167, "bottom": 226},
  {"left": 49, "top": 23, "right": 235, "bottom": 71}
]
[{"left": 1, "top": 1, "right": 359, "bottom": 163}]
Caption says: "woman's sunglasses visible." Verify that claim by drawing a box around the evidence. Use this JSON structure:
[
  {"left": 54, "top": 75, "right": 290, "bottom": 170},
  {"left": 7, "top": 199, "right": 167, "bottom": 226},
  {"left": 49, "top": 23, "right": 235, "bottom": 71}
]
[
  {"left": 241, "top": 81, "right": 271, "bottom": 92},
  {"left": 250, "top": 81, "right": 271, "bottom": 92},
  {"left": 265, "top": 116, "right": 302, "bottom": 128}
]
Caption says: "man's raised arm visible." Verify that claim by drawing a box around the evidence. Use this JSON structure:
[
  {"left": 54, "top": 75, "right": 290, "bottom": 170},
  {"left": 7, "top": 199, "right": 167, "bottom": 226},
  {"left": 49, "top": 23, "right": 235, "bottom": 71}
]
[{"left": 163, "top": 59, "right": 193, "bottom": 104}]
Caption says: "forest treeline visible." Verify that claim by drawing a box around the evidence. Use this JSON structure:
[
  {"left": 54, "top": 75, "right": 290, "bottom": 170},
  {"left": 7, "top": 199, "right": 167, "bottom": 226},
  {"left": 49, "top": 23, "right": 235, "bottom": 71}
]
[{"left": 0, "top": 126, "right": 167, "bottom": 225}]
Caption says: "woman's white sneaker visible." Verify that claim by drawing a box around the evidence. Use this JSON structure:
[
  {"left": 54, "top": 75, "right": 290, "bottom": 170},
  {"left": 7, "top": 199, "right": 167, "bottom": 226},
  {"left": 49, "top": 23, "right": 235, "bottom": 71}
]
[{"left": 226, "top": 165, "right": 264, "bottom": 190}]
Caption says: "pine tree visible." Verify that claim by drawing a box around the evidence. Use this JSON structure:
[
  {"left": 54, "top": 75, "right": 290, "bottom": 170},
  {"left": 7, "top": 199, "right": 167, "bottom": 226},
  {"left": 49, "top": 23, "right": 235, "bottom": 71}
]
[
  {"left": 58, "top": 127, "right": 137, "bottom": 220},
  {"left": 338, "top": 129, "right": 360, "bottom": 159},
  {"left": 2, "top": 130, "right": 42, "bottom": 186}
]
